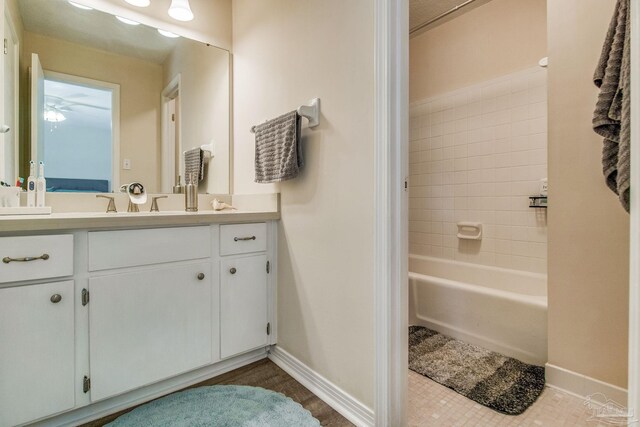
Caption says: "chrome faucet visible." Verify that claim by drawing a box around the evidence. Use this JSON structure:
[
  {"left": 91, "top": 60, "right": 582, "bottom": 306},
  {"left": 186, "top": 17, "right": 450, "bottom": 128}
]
[
  {"left": 127, "top": 200, "right": 139, "bottom": 213},
  {"left": 96, "top": 195, "right": 117, "bottom": 213},
  {"left": 150, "top": 196, "right": 168, "bottom": 212}
]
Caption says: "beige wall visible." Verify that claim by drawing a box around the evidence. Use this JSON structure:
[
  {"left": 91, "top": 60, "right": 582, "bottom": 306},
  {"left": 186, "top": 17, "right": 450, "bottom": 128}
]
[
  {"left": 547, "top": 0, "right": 629, "bottom": 388},
  {"left": 410, "top": 0, "right": 547, "bottom": 102},
  {"left": 232, "top": 0, "right": 375, "bottom": 408},
  {"left": 23, "top": 32, "right": 163, "bottom": 192},
  {"left": 163, "top": 41, "right": 230, "bottom": 194},
  {"left": 6, "top": 0, "right": 23, "bottom": 44}
]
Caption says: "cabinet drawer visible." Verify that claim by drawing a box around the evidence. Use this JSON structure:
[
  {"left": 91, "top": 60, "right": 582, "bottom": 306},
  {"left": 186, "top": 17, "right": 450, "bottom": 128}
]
[
  {"left": 220, "top": 223, "right": 267, "bottom": 256},
  {"left": 0, "top": 235, "right": 73, "bottom": 283},
  {"left": 89, "top": 226, "right": 211, "bottom": 271}
]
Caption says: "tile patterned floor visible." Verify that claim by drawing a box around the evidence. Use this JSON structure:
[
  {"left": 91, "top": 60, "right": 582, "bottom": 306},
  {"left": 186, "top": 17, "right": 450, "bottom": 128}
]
[{"left": 409, "top": 370, "right": 612, "bottom": 426}]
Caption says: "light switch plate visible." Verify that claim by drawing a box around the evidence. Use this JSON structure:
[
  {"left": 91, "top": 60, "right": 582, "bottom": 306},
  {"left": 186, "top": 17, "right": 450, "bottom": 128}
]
[{"left": 123, "top": 158, "right": 131, "bottom": 170}]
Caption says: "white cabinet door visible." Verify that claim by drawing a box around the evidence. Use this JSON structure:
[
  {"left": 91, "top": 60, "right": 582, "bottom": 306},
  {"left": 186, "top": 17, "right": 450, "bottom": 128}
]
[
  {"left": 220, "top": 255, "right": 268, "bottom": 358},
  {"left": 0, "top": 281, "right": 75, "bottom": 427},
  {"left": 89, "top": 263, "right": 213, "bottom": 401}
]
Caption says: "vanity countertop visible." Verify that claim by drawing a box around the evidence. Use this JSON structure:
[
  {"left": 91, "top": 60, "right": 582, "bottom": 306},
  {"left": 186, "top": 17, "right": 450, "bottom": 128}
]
[{"left": 0, "top": 193, "right": 280, "bottom": 233}]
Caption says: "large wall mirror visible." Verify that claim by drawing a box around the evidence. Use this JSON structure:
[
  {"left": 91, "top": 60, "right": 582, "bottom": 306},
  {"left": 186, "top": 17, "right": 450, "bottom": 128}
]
[{"left": 1, "top": 0, "right": 230, "bottom": 194}]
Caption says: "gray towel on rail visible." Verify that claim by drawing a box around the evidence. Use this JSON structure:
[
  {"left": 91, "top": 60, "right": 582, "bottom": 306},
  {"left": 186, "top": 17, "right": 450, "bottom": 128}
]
[
  {"left": 593, "top": 0, "right": 630, "bottom": 212},
  {"left": 254, "top": 111, "right": 303, "bottom": 183},
  {"left": 184, "top": 147, "right": 204, "bottom": 183}
]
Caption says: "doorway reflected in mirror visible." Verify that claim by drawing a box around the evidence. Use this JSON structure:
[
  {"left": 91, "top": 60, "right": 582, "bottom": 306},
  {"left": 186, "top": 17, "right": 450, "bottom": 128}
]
[{"left": 39, "top": 74, "right": 117, "bottom": 193}]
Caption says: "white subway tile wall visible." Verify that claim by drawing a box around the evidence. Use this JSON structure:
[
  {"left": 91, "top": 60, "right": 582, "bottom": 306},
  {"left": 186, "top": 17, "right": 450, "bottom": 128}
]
[{"left": 409, "top": 67, "right": 548, "bottom": 274}]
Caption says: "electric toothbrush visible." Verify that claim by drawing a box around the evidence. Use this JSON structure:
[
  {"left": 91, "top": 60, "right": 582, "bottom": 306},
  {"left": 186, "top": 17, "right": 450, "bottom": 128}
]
[
  {"left": 26, "top": 161, "right": 36, "bottom": 207},
  {"left": 36, "top": 162, "right": 46, "bottom": 207}
]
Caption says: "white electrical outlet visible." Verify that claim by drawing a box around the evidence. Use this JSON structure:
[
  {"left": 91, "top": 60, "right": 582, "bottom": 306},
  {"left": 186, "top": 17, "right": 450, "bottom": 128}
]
[{"left": 123, "top": 159, "right": 131, "bottom": 170}]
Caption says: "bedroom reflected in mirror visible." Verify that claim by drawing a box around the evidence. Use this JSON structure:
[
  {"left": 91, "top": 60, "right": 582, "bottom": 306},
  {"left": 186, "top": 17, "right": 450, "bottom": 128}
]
[
  {"left": 39, "top": 71, "right": 118, "bottom": 193},
  {"left": 3, "top": 0, "right": 231, "bottom": 194}
]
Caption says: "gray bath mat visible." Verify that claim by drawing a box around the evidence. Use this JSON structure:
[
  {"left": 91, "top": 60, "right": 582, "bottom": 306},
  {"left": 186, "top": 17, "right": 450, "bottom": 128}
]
[{"left": 409, "top": 325, "right": 545, "bottom": 415}]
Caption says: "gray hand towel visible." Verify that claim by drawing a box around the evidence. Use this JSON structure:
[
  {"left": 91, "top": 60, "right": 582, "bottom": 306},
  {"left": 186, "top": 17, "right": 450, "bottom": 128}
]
[
  {"left": 254, "top": 111, "right": 303, "bottom": 183},
  {"left": 593, "top": 0, "right": 630, "bottom": 212},
  {"left": 184, "top": 147, "right": 204, "bottom": 183}
]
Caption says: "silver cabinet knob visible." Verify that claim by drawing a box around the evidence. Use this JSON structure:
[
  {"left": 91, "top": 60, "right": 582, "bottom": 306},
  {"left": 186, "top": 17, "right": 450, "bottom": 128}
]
[
  {"left": 50, "top": 294, "right": 62, "bottom": 304},
  {"left": 230, "top": 267, "right": 237, "bottom": 275},
  {"left": 197, "top": 273, "right": 205, "bottom": 280}
]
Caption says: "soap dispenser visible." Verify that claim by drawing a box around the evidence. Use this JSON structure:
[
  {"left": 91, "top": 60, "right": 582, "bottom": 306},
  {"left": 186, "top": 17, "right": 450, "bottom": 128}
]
[
  {"left": 185, "top": 173, "right": 198, "bottom": 212},
  {"left": 172, "top": 174, "right": 184, "bottom": 194}
]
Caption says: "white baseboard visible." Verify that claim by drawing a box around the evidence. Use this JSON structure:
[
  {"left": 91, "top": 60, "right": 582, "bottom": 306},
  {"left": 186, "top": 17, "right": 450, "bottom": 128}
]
[
  {"left": 35, "top": 349, "right": 268, "bottom": 427},
  {"left": 268, "top": 346, "right": 374, "bottom": 427},
  {"left": 545, "top": 363, "right": 628, "bottom": 405}
]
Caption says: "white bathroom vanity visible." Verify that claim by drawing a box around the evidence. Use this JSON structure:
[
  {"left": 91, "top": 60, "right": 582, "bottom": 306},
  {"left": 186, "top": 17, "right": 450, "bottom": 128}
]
[{"left": 0, "top": 206, "right": 279, "bottom": 426}]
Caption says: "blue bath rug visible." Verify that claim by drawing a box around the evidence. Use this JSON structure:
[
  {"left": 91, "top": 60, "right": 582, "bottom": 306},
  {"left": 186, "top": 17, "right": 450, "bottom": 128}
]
[{"left": 106, "top": 385, "right": 321, "bottom": 427}]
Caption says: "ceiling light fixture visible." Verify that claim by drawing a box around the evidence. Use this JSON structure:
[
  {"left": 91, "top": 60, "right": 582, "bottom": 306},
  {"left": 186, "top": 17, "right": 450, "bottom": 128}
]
[
  {"left": 44, "top": 110, "right": 66, "bottom": 123},
  {"left": 68, "top": 1, "right": 93, "bottom": 10},
  {"left": 124, "top": 0, "right": 150, "bottom": 6},
  {"left": 158, "top": 29, "right": 180, "bottom": 38},
  {"left": 115, "top": 16, "right": 141, "bottom": 25},
  {"left": 168, "top": 0, "right": 193, "bottom": 22}
]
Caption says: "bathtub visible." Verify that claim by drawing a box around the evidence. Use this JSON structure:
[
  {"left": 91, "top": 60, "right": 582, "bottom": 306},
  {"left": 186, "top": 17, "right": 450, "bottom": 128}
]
[{"left": 409, "top": 255, "right": 548, "bottom": 366}]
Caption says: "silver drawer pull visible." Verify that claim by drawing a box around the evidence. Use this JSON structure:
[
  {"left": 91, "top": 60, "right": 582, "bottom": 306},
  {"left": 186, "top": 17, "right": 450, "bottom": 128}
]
[
  {"left": 234, "top": 236, "right": 256, "bottom": 242},
  {"left": 50, "top": 294, "right": 62, "bottom": 304},
  {"left": 3, "top": 253, "right": 50, "bottom": 264}
]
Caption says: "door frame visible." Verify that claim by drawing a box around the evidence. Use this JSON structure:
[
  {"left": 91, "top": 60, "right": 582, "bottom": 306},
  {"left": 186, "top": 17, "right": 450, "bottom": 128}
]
[
  {"left": 161, "top": 74, "right": 181, "bottom": 193},
  {"left": 373, "top": 2, "right": 640, "bottom": 426},
  {"left": 42, "top": 70, "right": 121, "bottom": 191},
  {"left": 2, "top": 3, "right": 19, "bottom": 181},
  {"left": 374, "top": 0, "right": 409, "bottom": 425},
  {"left": 628, "top": 1, "right": 639, "bottom": 424}
]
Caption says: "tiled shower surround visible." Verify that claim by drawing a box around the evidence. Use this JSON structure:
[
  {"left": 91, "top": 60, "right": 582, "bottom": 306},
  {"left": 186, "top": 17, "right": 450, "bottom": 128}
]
[{"left": 409, "top": 66, "right": 548, "bottom": 274}]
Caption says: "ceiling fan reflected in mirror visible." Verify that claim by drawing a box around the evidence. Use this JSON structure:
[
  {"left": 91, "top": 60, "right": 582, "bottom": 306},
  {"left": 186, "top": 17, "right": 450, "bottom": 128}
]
[
  {"left": 43, "top": 94, "right": 110, "bottom": 131},
  {"left": 45, "top": 94, "right": 110, "bottom": 113},
  {"left": 43, "top": 108, "right": 66, "bottom": 123}
]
